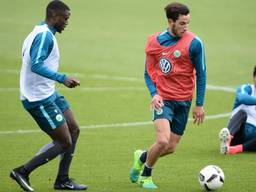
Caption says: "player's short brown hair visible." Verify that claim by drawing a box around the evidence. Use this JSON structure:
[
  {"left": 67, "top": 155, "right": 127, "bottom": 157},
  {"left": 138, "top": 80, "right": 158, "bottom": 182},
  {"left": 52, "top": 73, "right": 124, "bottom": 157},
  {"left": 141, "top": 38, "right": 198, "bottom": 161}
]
[{"left": 164, "top": 2, "right": 190, "bottom": 22}]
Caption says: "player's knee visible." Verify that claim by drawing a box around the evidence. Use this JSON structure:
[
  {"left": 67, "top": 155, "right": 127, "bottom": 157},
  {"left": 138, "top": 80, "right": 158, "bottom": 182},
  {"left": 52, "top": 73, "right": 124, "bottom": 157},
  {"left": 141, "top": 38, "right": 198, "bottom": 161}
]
[
  {"left": 71, "top": 128, "right": 80, "bottom": 138},
  {"left": 238, "top": 109, "right": 247, "bottom": 120},
  {"left": 69, "top": 124, "right": 80, "bottom": 137},
  {"left": 156, "top": 139, "right": 169, "bottom": 150},
  {"left": 166, "top": 145, "right": 176, "bottom": 154},
  {"left": 60, "top": 139, "right": 72, "bottom": 151}
]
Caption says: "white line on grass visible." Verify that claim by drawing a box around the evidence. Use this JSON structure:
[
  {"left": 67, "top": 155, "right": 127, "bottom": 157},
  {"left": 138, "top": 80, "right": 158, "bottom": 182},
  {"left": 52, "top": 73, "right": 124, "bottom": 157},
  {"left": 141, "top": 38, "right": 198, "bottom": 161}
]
[
  {"left": 0, "top": 69, "right": 141, "bottom": 82},
  {"left": 206, "top": 85, "right": 236, "bottom": 93},
  {"left": 0, "top": 69, "right": 237, "bottom": 92},
  {"left": 0, "top": 87, "right": 145, "bottom": 92},
  {"left": 0, "top": 85, "right": 236, "bottom": 93},
  {"left": 0, "top": 112, "right": 230, "bottom": 135}
]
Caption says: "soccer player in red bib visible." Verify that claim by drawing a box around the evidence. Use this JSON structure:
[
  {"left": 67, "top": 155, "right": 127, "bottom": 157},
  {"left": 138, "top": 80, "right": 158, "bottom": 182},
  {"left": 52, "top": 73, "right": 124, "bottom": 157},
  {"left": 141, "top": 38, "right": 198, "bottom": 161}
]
[{"left": 130, "top": 2, "right": 206, "bottom": 189}]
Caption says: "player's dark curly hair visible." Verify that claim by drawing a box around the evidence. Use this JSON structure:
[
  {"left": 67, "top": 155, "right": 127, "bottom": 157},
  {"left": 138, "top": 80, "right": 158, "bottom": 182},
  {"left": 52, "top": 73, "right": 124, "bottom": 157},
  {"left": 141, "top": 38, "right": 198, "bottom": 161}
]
[
  {"left": 46, "top": 0, "right": 70, "bottom": 19},
  {"left": 164, "top": 2, "right": 189, "bottom": 22},
  {"left": 253, "top": 66, "right": 256, "bottom": 77}
]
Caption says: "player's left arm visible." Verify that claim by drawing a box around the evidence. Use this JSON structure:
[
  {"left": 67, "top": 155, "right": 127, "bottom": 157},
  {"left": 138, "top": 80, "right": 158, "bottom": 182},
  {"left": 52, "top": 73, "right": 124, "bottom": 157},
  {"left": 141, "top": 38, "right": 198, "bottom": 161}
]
[{"left": 190, "top": 37, "right": 206, "bottom": 124}]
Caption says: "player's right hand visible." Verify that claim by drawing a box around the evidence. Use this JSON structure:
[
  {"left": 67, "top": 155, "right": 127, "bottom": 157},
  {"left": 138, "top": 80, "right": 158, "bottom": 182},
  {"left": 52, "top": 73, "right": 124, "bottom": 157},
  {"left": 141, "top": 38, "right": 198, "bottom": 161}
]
[
  {"left": 150, "top": 94, "right": 164, "bottom": 111},
  {"left": 63, "top": 77, "right": 80, "bottom": 88}
]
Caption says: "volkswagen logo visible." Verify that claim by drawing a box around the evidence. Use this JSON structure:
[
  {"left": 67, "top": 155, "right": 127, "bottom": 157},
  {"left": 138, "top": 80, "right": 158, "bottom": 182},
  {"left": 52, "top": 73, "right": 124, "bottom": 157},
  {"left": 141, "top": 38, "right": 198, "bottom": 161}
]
[{"left": 159, "top": 58, "right": 172, "bottom": 74}]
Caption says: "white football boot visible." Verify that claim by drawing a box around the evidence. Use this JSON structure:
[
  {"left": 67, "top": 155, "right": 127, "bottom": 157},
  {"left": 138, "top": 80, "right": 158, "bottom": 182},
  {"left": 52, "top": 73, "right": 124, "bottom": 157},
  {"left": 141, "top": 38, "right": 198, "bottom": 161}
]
[{"left": 219, "top": 127, "right": 231, "bottom": 154}]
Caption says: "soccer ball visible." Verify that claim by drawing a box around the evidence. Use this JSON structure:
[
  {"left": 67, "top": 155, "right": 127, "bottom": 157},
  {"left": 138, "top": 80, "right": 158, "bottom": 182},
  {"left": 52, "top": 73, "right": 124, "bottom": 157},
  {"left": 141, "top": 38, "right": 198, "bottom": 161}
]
[{"left": 198, "top": 165, "right": 225, "bottom": 191}]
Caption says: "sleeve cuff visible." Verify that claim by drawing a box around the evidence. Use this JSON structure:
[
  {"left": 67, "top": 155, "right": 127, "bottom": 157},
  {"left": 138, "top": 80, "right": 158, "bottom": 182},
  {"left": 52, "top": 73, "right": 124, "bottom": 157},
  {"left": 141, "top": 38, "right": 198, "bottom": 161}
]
[
  {"left": 196, "top": 101, "right": 204, "bottom": 106},
  {"left": 57, "top": 74, "right": 68, "bottom": 83},
  {"left": 150, "top": 91, "right": 158, "bottom": 97}
]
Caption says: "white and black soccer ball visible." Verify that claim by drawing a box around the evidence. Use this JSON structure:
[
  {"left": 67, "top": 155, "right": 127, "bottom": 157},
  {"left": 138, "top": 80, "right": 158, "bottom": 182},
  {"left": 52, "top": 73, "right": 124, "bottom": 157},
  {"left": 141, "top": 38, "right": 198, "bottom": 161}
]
[{"left": 198, "top": 165, "right": 225, "bottom": 191}]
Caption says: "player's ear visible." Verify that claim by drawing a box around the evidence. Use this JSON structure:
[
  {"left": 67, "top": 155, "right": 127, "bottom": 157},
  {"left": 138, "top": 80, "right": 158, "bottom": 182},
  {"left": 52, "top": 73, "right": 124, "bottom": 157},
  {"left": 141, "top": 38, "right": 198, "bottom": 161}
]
[{"left": 51, "top": 12, "right": 59, "bottom": 22}]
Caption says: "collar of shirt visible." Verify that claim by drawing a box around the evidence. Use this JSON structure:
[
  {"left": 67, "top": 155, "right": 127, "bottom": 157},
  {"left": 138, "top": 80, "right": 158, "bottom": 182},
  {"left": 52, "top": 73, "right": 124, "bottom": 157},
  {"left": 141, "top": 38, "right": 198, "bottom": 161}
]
[
  {"left": 39, "top": 21, "right": 57, "bottom": 35},
  {"left": 165, "top": 29, "right": 180, "bottom": 40}
]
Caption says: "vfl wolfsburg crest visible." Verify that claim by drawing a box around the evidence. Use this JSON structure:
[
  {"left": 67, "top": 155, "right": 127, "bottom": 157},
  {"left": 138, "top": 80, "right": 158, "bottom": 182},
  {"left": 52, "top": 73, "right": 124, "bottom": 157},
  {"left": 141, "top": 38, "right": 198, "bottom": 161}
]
[
  {"left": 159, "top": 58, "right": 172, "bottom": 74},
  {"left": 156, "top": 108, "right": 163, "bottom": 115},
  {"left": 56, "top": 114, "right": 63, "bottom": 122},
  {"left": 173, "top": 50, "right": 181, "bottom": 58}
]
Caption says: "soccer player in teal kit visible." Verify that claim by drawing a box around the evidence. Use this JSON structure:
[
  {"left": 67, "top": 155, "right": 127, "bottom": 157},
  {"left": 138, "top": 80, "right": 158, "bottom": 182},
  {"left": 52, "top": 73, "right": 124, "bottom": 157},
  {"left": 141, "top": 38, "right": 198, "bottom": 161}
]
[
  {"left": 130, "top": 2, "right": 206, "bottom": 189},
  {"left": 219, "top": 66, "right": 256, "bottom": 155},
  {"left": 10, "top": 1, "right": 87, "bottom": 191}
]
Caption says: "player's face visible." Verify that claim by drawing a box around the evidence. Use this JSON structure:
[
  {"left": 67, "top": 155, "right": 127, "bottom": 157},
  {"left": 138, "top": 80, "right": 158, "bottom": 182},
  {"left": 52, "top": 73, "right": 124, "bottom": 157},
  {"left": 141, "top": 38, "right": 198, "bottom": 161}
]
[
  {"left": 53, "top": 10, "right": 70, "bottom": 33},
  {"left": 168, "top": 14, "right": 190, "bottom": 37}
]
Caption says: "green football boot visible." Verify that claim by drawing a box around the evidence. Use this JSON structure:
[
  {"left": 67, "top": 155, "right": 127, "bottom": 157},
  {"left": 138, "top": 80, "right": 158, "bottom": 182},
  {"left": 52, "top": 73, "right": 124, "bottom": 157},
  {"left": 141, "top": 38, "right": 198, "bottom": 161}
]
[
  {"left": 129, "top": 150, "right": 144, "bottom": 183},
  {"left": 138, "top": 176, "right": 158, "bottom": 189}
]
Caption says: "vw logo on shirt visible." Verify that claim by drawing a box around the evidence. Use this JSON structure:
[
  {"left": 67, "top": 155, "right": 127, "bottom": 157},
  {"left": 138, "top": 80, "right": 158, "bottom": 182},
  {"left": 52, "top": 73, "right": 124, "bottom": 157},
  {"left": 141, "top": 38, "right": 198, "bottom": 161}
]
[{"left": 159, "top": 58, "right": 172, "bottom": 74}]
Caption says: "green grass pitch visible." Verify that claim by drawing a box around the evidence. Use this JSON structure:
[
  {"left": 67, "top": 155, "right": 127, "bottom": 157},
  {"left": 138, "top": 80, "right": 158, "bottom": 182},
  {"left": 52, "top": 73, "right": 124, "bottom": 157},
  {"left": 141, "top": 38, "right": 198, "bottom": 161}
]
[{"left": 1, "top": 0, "right": 256, "bottom": 191}]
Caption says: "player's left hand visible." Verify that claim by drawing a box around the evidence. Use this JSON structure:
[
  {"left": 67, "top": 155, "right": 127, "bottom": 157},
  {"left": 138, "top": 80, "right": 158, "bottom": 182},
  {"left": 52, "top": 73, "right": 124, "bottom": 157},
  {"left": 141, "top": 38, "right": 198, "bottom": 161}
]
[
  {"left": 192, "top": 106, "right": 205, "bottom": 125},
  {"left": 64, "top": 77, "right": 80, "bottom": 88}
]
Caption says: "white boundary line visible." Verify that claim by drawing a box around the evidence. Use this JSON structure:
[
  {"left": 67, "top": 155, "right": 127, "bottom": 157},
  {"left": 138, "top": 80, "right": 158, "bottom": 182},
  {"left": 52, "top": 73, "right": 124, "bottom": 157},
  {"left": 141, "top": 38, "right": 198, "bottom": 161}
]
[
  {"left": 0, "top": 87, "right": 145, "bottom": 92},
  {"left": 0, "top": 112, "right": 231, "bottom": 135},
  {"left": 0, "top": 85, "right": 235, "bottom": 93},
  {"left": 0, "top": 69, "right": 142, "bottom": 82},
  {"left": 206, "top": 85, "right": 236, "bottom": 93},
  {"left": 0, "top": 70, "right": 145, "bottom": 92},
  {"left": 0, "top": 69, "right": 237, "bottom": 92}
]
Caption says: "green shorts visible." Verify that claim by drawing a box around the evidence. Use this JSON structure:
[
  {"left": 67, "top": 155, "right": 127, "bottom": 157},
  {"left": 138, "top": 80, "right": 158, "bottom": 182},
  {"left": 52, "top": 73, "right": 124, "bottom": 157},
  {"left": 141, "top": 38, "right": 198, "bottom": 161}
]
[
  {"left": 27, "top": 93, "right": 70, "bottom": 133},
  {"left": 152, "top": 100, "right": 192, "bottom": 136}
]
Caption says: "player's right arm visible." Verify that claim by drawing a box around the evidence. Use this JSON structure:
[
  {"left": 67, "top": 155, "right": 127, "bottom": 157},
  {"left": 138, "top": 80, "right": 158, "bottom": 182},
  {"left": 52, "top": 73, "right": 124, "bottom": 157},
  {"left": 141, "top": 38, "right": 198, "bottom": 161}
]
[
  {"left": 235, "top": 84, "right": 256, "bottom": 105},
  {"left": 30, "top": 31, "right": 79, "bottom": 88},
  {"left": 144, "top": 54, "right": 163, "bottom": 110}
]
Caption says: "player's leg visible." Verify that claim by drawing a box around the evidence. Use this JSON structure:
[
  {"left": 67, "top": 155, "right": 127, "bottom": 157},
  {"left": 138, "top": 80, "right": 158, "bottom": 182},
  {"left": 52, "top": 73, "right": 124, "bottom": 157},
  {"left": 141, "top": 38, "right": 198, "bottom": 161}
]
[
  {"left": 138, "top": 118, "right": 170, "bottom": 189},
  {"left": 228, "top": 109, "right": 247, "bottom": 136},
  {"left": 228, "top": 124, "right": 256, "bottom": 154},
  {"left": 51, "top": 93, "right": 87, "bottom": 190},
  {"left": 130, "top": 103, "right": 171, "bottom": 185},
  {"left": 242, "top": 136, "right": 256, "bottom": 152},
  {"left": 10, "top": 102, "right": 71, "bottom": 192},
  {"left": 10, "top": 121, "right": 71, "bottom": 191},
  {"left": 160, "top": 101, "right": 190, "bottom": 156},
  {"left": 56, "top": 109, "right": 79, "bottom": 179},
  {"left": 219, "top": 109, "right": 247, "bottom": 154},
  {"left": 225, "top": 130, "right": 244, "bottom": 154},
  {"left": 160, "top": 131, "right": 181, "bottom": 156},
  {"left": 54, "top": 109, "right": 87, "bottom": 190},
  {"left": 145, "top": 119, "right": 171, "bottom": 166}
]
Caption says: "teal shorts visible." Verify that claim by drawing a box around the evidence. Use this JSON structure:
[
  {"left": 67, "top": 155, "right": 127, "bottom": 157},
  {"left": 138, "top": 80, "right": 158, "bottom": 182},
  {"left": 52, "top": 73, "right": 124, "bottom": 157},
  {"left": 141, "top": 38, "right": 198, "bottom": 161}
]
[
  {"left": 27, "top": 93, "right": 70, "bottom": 133},
  {"left": 152, "top": 100, "right": 192, "bottom": 136}
]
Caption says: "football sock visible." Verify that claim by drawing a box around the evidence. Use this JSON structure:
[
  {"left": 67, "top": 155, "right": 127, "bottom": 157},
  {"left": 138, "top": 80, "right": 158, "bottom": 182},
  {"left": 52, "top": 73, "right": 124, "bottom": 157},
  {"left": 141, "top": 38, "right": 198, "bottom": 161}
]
[
  {"left": 57, "top": 135, "right": 77, "bottom": 179},
  {"left": 228, "top": 144, "right": 243, "bottom": 154},
  {"left": 228, "top": 110, "right": 247, "bottom": 136},
  {"left": 141, "top": 163, "right": 152, "bottom": 177},
  {"left": 23, "top": 141, "right": 64, "bottom": 174},
  {"left": 139, "top": 151, "right": 147, "bottom": 164}
]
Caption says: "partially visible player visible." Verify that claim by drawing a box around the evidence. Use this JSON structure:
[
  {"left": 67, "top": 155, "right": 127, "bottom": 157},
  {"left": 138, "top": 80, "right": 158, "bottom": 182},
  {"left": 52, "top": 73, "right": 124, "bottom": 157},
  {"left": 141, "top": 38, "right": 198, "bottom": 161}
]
[
  {"left": 10, "top": 1, "right": 87, "bottom": 191},
  {"left": 130, "top": 2, "right": 206, "bottom": 189},
  {"left": 219, "top": 66, "right": 256, "bottom": 155}
]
